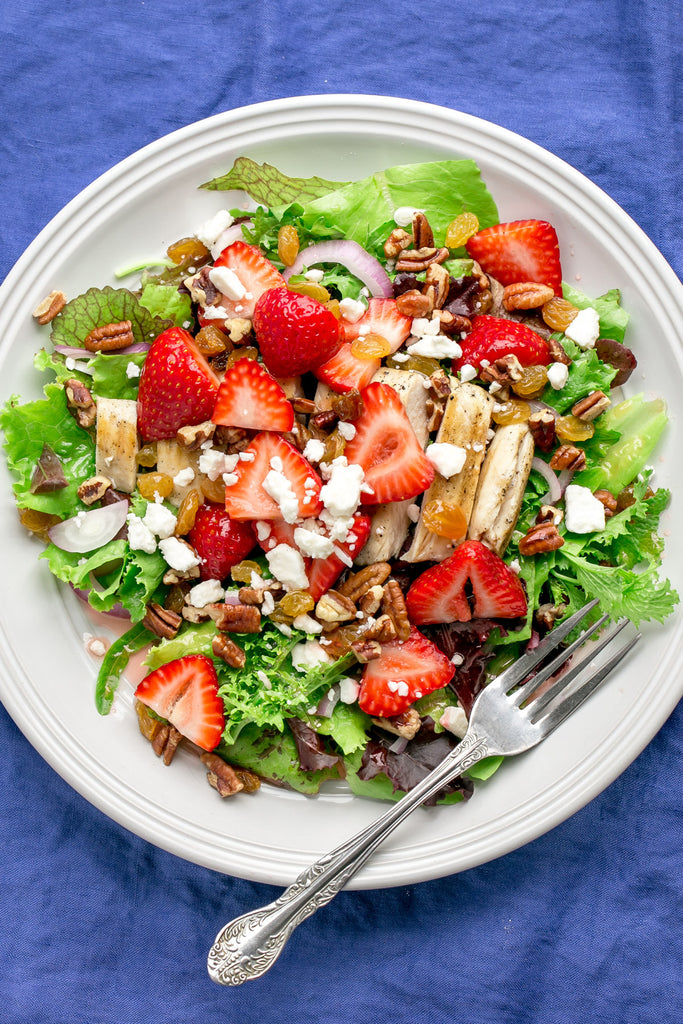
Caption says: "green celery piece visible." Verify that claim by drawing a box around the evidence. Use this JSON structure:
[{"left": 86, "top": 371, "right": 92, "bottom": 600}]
[
  {"left": 561, "top": 284, "right": 630, "bottom": 343},
  {"left": 200, "top": 156, "right": 350, "bottom": 204},
  {"left": 219, "top": 723, "right": 343, "bottom": 794},
  {"left": 51, "top": 286, "right": 171, "bottom": 349},
  {"left": 139, "top": 281, "right": 194, "bottom": 330},
  {"left": 95, "top": 622, "right": 155, "bottom": 714},
  {"left": 572, "top": 393, "right": 668, "bottom": 494}
]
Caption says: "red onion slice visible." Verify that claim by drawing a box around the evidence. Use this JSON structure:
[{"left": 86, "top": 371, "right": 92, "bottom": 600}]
[
  {"left": 532, "top": 457, "right": 562, "bottom": 505},
  {"left": 53, "top": 342, "right": 150, "bottom": 359},
  {"left": 315, "top": 684, "right": 341, "bottom": 718},
  {"left": 282, "top": 240, "right": 393, "bottom": 297},
  {"left": 70, "top": 584, "right": 130, "bottom": 619},
  {"left": 48, "top": 500, "right": 129, "bottom": 553}
]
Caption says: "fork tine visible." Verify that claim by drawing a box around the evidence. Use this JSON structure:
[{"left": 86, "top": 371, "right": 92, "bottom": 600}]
[
  {"left": 533, "top": 632, "right": 640, "bottom": 737},
  {"left": 486, "top": 599, "right": 601, "bottom": 697},
  {"left": 511, "top": 612, "right": 610, "bottom": 707},
  {"left": 525, "top": 619, "right": 630, "bottom": 719}
]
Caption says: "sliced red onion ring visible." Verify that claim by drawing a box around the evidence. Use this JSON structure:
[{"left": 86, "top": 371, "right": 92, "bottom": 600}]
[
  {"left": 532, "top": 457, "right": 562, "bottom": 505},
  {"left": 48, "top": 500, "right": 129, "bottom": 554},
  {"left": 316, "top": 684, "right": 341, "bottom": 718},
  {"left": 53, "top": 342, "right": 150, "bottom": 359},
  {"left": 282, "top": 240, "right": 393, "bottom": 298},
  {"left": 211, "top": 221, "right": 253, "bottom": 257},
  {"left": 388, "top": 735, "right": 409, "bottom": 755},
  {"left": 70, "top": 584, "right": 130, "bottom": 619}
]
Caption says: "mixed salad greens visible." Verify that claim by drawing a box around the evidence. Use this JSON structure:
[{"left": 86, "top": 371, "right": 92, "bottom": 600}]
[{"left": 2, "top": 155, "right": 677, "bottom": 804}]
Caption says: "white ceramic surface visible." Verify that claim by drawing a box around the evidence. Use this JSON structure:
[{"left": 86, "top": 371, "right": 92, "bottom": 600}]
[{"left": 0, "top": 95, "right": 681, "bottom": 889}]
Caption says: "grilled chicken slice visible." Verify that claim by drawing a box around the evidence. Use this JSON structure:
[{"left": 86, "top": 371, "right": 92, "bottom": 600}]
[
  {"left": 402, "top": 381, "right": 494, "bottom": 563},
  {"left": 95, "top": 397, "right": 138, "bottom": 493},
  {"left": 355, "top": 367, "right": 431, "bottom": 565},
  {"left": 467, "top": 422, "right": 534, "bottom": 555},
  {"left": 156, "top": 441, "right": 204, "bottom": 507}
]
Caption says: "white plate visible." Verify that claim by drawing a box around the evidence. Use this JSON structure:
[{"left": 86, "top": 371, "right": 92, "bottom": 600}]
[{"left": 0, "top": 95, "right": 681, "bottom": 889}]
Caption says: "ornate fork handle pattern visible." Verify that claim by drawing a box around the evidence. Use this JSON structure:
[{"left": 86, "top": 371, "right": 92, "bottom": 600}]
[{"left": 207, "top": 729, "right": 490, "bottom": 986}]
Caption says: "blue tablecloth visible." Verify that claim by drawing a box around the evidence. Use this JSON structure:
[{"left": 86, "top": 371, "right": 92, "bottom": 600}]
[{"left": 1, "top": 2, "right": 681, "bottom": 1021}]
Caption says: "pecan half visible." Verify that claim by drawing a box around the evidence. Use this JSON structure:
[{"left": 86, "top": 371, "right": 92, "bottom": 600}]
[
  {"left": 502, "top": 282, "right": 555, "bottom": 311},
  {"left": 142, "top": 602, "right": 182, "bottom": 639},
  {"left": 212, "top": 633, "right": 246, "bottom": 668},
  {"left": 546, "top": 335, "right": 572, "bottom": 365},
  {"left": 594, "top": 489, "right": 618, "bottom": 518},
  {"left": 549, "top": 444, "right": 586, "bottom": 472},
  {"left": 337, "top": 562, "right": 392, "bottom": 603},
  {"left": 350, "top": 638, "right": 382, "bottom": 662},
  {"left": 528, "top": 409, "right": 556, "bottom": 452},
  {"left": 135, "top": 701, "right": 184, "bottom": 766},
  {"left": 479, "top": 354, "right": 524, "bottom": 385},
  {"left": 436, "top": 309, "right": 471, "bottom": 335},
  {"left": 200, "top": 753, "right": 244, "bottom": 797},
  {"left": 77, "top": 474, "right": 112, "bottom": 505},
  {"left": 163, "top": 564, "right": 201, "bottom": 585},
  {"left": 518, "top": 522, "right": 565, "bottom": 555},
  {"left": 536, "top": 504, "right": 564, "bottom": 526},
  {"left": 372, "top": 707, "right": 421, "bottom": 740},
  {"left": 315, "top": 589, "right": 357, "bottom": 623},
  {"left": 571, "top": 390, "right": 611, "bottom": 422},
  {"left": 395, "top": 289, "right": 433, "bottom": 317},
  {"left": 358, "top": 584, "right": 385, "bottom": 616},
  {"left": 209, "top": 602, "right": 262, "bottom": 633},
  {"left": 32, "top": 290, "right": 67, "bottom": 324},
  {"left": 395, "top": 246, "right": 450, "bottom": 273},
  {"left": 425, "top": 396, "right": 445, "bottom": 433},
  {"left": 65, "top": 377, "right": 97, "bottom": 429},
  {"left": 83, "top": 320, "right": 135, "bottom": 352},
  {"left": 412, "top": 211, "right": 434, "bottom": 249},
  {"left": 423, "top": 263, "right": 450, "bottom": 310},
  {"left": 363, "top": 613, "right": 397, "bottom": 643},
  {"left": 381, "top": 578, "right": 411, "bottom": 641},
  {"left": 383, "top": 227, "right": 413, "bottom": 258}
]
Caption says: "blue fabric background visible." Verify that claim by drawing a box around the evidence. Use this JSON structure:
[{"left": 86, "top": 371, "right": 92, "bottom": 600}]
[{"left": 0, "top": 1, "right": 681, "bottom": 1021}]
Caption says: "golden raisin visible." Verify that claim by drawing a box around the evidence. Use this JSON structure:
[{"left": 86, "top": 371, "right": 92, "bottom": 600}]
[
  {"left": 279, "top": 591, "right": 315, "bottom": 616},
  {"left": 137, "top": 472, "right": 174, "bottom": 500},
  {"left": 230, "top": 560, "right": 263, "bottom": 584},
  {"left": 19, "top": 507, "right": 62, "bottom": 541},
  {"left": 136, "top": 444, "right": 158, "bottom": 468},
  {"left": 491, "top": 399, "right": 532, "bottom": 425},
  {"left": 555, "top": 414, "right": 595, "bottom": 443},
  {"left": 165, "top": 585, "right": 187, "bottom": 614},
  {"left": 199, "top": 476, "right": 227, "bottom": 504},
  {"left": 277, "top": 225, "right": 300, "bottom": 267},
  {"left": 174, "top": 489, "right": 201, "bottom": 536},
  {"left": 445, "top": 212, "right": 479, "bottom": 249},
  {"left": 224, "top": 346, "right": 258, "bottom": 370},
  {"left": 166, "top": 236, "right": 210, "bottom": 265},
  {"left": 422, "top": 500, "right": 467, "bottom": 540},
  {"left": 287, "top": 281, "right": 331, "bottom": 303},
  {"left": 322, "top": 430, "right": 346, "bottom": 463},
  {"left": 389, "top": 354, "right": 441, "bottom": 375},
  {"left": 350, "top": 333, "right": 392, "bottom": 360},
  {"left": 325, "top": 299, "right": 342, "bottom": 319},
  {"left": 195, "top": 324, "right": 230, "bottom": 356},
  {"left": 542, "top": 297, "right": 579, "bottom": 332},
  {"left": 511, "top": 365, "right": 549, "bottom": 398}
]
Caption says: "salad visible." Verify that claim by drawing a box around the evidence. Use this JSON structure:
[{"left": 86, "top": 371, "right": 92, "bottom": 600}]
[{"left": 2, "top": 155, "right": 677, "bottom": 806}]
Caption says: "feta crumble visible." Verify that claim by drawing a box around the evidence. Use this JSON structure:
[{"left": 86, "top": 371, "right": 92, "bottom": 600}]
[
  {"left": 142, "top": 501, "right": 177, "bottom": 539},
  {"left": 187, "top": 579, "right": 224, "bottom": 608},
  {"left": 265, "top": 544, "right": 309, "bottom": 590},
  {"left": 407, "top": 333, "right": 462, "bottom": 360},
  {"left": 291, "top": 640, "right": 332, "bottom": 670},
  {"left": 293, "top": 526, "right": 335, "bottom": 559},
  {"left": 125, "top": 361, "right": 141, "bottom": 379},
  {"left": 547, "top": 362, "right": 570, "bottom": 389},
  {"left": 459, "top": 363, "right": 477, "bottom": 383},
  {"left": 196, "top": 209, "right": 234, "bottom": 248},
  {"left": 394, "top": 206, "right": 421, "bottom": 227},
  {"left": 337, "top": 421, "right": 356, "bottom": 441},
  {"left": 564, "top": 484, "right": 606, "bottom": 533},
  {"left": 425, "top": 442, "right": 467, "bottom": 479},
  {"left": 339, "top": 297, "right": 366, "bottom": 323},
  {"left": 564, "top": 306, "right": 600, "bottom": 349},
  {"left": 173, "top": 466, "right": 195, "bottom": 487},
  {"left": 320, "top": 458, "right": 364, "bottom": 517},
  {"left": 302, "top": 438, "right": 326, "bottom": 463},
  {"left": 440, "top": 705, "right": 468, "bottom": 739},
  {"left": 126, "top": 514, "right": 157, "bottom": 554},
  {"left": 158, "top": 536, "right": 202, "bottom": 572},
  {"left": 208, "top": 265, "right": 247, "bottom": 301},
  {"left": 263, "top": 469, "right": 300, "bottom": 523}
]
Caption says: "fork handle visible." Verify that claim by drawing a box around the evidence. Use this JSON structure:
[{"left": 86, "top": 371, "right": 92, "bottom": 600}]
[{"left": 207, "top": 728, "right": 490, "bottom": 985}]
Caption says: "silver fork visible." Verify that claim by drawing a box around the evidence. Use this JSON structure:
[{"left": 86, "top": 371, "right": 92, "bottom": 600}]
[{"left": 208, "top": 600, "right": 638, "bottom": 986}]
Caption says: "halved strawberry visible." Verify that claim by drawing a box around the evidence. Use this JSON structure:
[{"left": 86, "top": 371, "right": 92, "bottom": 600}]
[
  {"left": 212, "top": 358, "right": 294, "bottom": 432},
  {"left": 343, "top": 382, "right": 435, "bottom": 503},
  {"left": 135, "top": 654, "right": 224, "bottom": 751},
  {"left": 208, "top": 240, "right": 286, "bottom": 319},
  {"left": 224, "top": 432, "right": 322, "bottom": 521},
  {"left": 186, "top": 503, "right": 256, "bottom": 581},
  {"left": 252, "top": 288, "right": 342, "bottom": 378},
  {"left": 466, "top": 219, "right": 562, "bottom": 295},
  {"left": 358, "top": 627, "right": 456, "bottom": 717},
  {"left": 137, "top": 326, "right": 220, "bottom": 442},
  {"left": 453, "top": 315, "right": 550, "bottom": 372},
  {"left": 342, "top": 298, "right": 412, "bottom": 352},
  {"left": 405, "top": 539, "right": 527, "bottom": 625},
  {"left": 313, "top": 341, "right": 380, "bottom": 394}
]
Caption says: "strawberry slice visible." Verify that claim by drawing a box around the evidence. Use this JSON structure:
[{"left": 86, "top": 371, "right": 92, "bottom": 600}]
[
  {"left": 208, "top": 240, "right": 286, "bottom": 319},
  {"left": 453, "top": 315, "right": 550, "bottom": 372},
  {"left": 313, "top": 341, "right": 380, "bottom": 394},
  {"left": 212, "top": 358, "right": 294, "bottom": 432},
  {"left": 465, "top": 219, "right": 562, "bottom": 295},
  {"left": 314, "top": 298, "right": 412, "bottom": 394},
  {"left": 186, "top": 503, "right": 256, "bottom": 581},
  {"left": 252, "top": 287, "right": 342, "bottom": 378},
  {"left": 343, "top": 382, "right": 435, "bottom": 503},
  {"left": 135, "top": 654, "right": 224, "bottom": 751},
  {"left": 358, "top": 627, "right": 455, "bottom": 717},
  {"left": 137, "top": 326, "right": 220, "bottom": 442},
  {"left": 406, "top": 539, "right": 528, "bottom": 625},
  {"left": 224, "top": 432, "right": 322, "bottom": 521}
]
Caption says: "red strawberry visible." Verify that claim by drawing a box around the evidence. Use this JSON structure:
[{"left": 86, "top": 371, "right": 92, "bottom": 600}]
[
  {"left": 466, "top": 219, "right": 562, "bottom": 295},
  {"left": 207, "top": 240, "right": 286, "bottom": 319},
  {"left": 224, "top": 432, "right": 322, "bottom": 521},
  {"left": 135, "top": 654, "right": 224, "bottom": 751},
  {"left": 358, "top": 627, "right": 455, "bottom": 717},
  {"left": 405, "top": 539, "right": 527, "bottom": 625},
  {"left": 212, "top": 358, "right": 294, "bottom": 432},
  {"left": 186, "top": 503, "right": 256, "bottom": 581},
  {"left": 453, "top": 315, "right": 550, "bottom": 372},
  {"left": 313, "top": 341, "right": 380, "bottom": 393},
  {"left": 252, "top": 288, "right": 342, "bottom": 377},
  {"left": 342, "top": 298, "right": 412, "bottom": 352},
  {"left": 343, "top": 382, "right": 435, "bottom": 503},
  {"left": 137, "top": 326, "right": 220, "bottom": 442}
]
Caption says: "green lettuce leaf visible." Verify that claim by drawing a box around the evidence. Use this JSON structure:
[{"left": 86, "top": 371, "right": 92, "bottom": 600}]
[
  {"left": 88, "top": 351, "right": 146, "bottom": 401},
  {"left": 50, "top": 286, "right": 171, "bottom": 349},
  {"left": 561, "top": 284, "right": 630, "bottom": 342},
  {"left": 541, "top": 339, "right": 616, "bottom": 413},
  {"left": 300, "top": 700, "right": 371, "bottom": 756},
  {"left": 219, "top": 723, "right": 343, "bottom": 794},
  {"left": 200, "top": 156, "right": 350, "bottom": 204},
  {"left": 139, "top": 281, "right": 194, "bottom": 330}
]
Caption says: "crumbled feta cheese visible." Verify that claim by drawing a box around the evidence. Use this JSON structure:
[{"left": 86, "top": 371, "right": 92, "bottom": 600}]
[
  {"left": 426, "top": 442, "right": 467, "bottom": 478},
  {"left": 126, "top": 361, "right": 141, "bottom": 379},
  {"left": 292, "top": 613, "right": 323, "bottom": 634},
  {"left": 274, "top": 622, "right": 292, "bottom": 637},
  {"left": 396, "top": 680, "right": 410, "bottom": 697},
  {"left": 173, "top": 466, "right": 195, "bottom": 487},
  {"left": 411, "top": 316, "right": 441, "bottom": 338},
  {"left": 239, "top": 450, "right": 255, "bottom": 462},
  {"left": 208, "top": 265, "right": 247, "bottom": 301},
  {"left": 269, "top": 455, "right": 284, "bottom": 472},
  {"left": 291, "top": 640, "right": 332, "bottom": 670},
  {"left": 337, "top": 421, "right": 356, "bottom": 441},
  {"left": 126, "top": 514, "right": 157, "bottom": 554},
  {"left": 293, "top": 527, "right": 335, "bottom": 559},
  {"left": 261, "top": 590, "right": 275, "bottom": 616},
  {"left": 158, "top": 536, "right": 202, "bottom": 572},
  {"left": 255, "top": 520, "right": 272, "bottom": 543},
  {"left": 196, "top": 209, "right": 234, "bottom": 248},
  {"left": 222, "top": 472, "right": 239, "bottom": 487},
  {"left": 440, "top": 705, "right": 468, "bottom": 739},
  {"left": 391, "top": 351, "right": 410, "bottom": 363},
  {"left": 304, "top": 268, "right": 325, "bottom": 282},
  {"left": 339, "top": 677, "right": 360, "bottom": 704},
  {"left": 564, "top": 484, "right": 606, "bottom": 533},
  {"left": 547, "top": 362, "right": 570, "bottom": 389},
  {"left": 339, "top": 297, "right": 366, "bottom": 323},
  {"left": 302, "top": 438, "right": 326, "bottom": 463},
  {"left": 256, "top": 670, "right": 272, "bottom": 690},
  {"left": 198, "top": 449, "right": 239, "bottom": 481},
  {"left": 407, "top": 333, "right": 462, "bottom": 360},
  {"left": 201, "top": 304, "right": 230, "bottom": 321},
  {"left": 266, "top": 543, "right": 309, "bottom": 590},
  {"left": 263, "top": 469, "right": 300, "bottom": 523},
  {"left": 319, "top": 508, "right": 355, "bottom": 542},
  {"left": 187, "top": 579, "right": 224, "bottom": 608},
  {"left": 332, "top": 545, "right": 354, "bottom": 568},
  {"left": 564, "top": 306, "right": 600, "bottom": 349},
  {"left": 142, "top": 502, "right": 177, "bottom": 539},
  {"left": 394, "top": 206, "right": 421, "bottom": 227},
  {"left": 320, "top": 458, "right": 365, "bottom": 517},
  {"left": 407, "top": 504, "right": 420, "bottom": 523},
  {"left": 459, "top": 363, "right": 477, "bottom": 383}
]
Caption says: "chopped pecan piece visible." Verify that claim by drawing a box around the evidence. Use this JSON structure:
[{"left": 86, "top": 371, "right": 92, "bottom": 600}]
[
  {"left": 184, "top": 266, "right": 219, "bottom": 306},
  {"left": 77, "top": 474, "right": 112, "bottom": 505},
  {"left": 372, "top": 707, "right": 421, "bottom": 740},
  {"left": 32, "top": 289, "right": 67, "bottom": 324},
  {"left": 546, "top": 335, "right": 572, "bottom": 365},
  {"left": 315, "top": 589, "right": 357, "bottom": 623},
  {"left": 535, "top": 602, "right": 568, "bottom": 631},
  {"left": 337, "top": 562, "right": 392, "bottom": 603},
  {"left": 395, "top": 246, "right": 449, "bottom": 272},
  {"left": 423, "top": 263, "right": 450, "bottom": 309},
  {"left": 363, "top": 613, "right": 398, "bottom": 643},
  {"left": 479, "top": 354, "right": 524, "bottom": 385},
  {"left": 162, "top": 564, "right": 201, "bottom": 585},
  {"left": 176, "top": 419, "right": 216, "bottom": 449},
  {"left": 65, "top": 377, "right": 97, "bottom": 428},
  {"left": 425, "top": 396, "right": 444, "bottom": 433},
  {"left": 429, "top": 368, "right": 452, "bottom": 398},
  {"left": 518, "top": 521, "right": 565, "bottom": 555},
  {"left": 381, "top": 578, "right": 411, "bottom": 641},
  {"left": 594, "top": 489, "right": 618, "bottom": 518},
  {"left": 383, "top": 227, "right": 413, "bottom": 258},
  {"left": 182, "top": 605, "right": 212, "bottom": 623},
  {"left": 571, "top": 390, "right": 611, "bottom": 422},
  {"left": 212, "top": 633, "right": 246, "bottom": 668},
  {"left": 224, "top": 317, "right": 253, "bottom": 344},
  {"left": 310, "top": 409, "right": 338, "bottom": 432},
  {"left": 395, "top": 289, "right": 433, "bottom": 318},
  {"left": 412, "top": 211, "right": 434, "bottom": 249},
  {"left": 291, "top": 396, "right": 317, "bottom": 415},
  {"left": 142, "top": 602, "right": 182, "bottom": 639},
  {"left": 135, "top": 701, "right": 184, "bottom": 766},
  {"left": 536, "top": 504, "right": 564, "bottom": 526},
  {"left": 200, "top": 753, "right": 244, "bottom": 797},
  {"left": 84, "top": 320, "right": 135, "bottom": 352},
  {"left": 436, "top": 309, "right": 471, "bottom": 334},
  {"left": 528, "top": 409, "right": 556, "bottom": 452},
  {"left": 549, "top": 444, "right": 586, "bottom": 472},
  {"left": 358, "top": 584, "right": 385, "bottom": 616},
  {"left": 209, "top": 602, "right": 262, "bottom": 633},
  {"left": 502, "top": 282, "right": 555, "bottom": 310},
  {"left": 351, "top": 638, "right": 382, "bottom": 662}
]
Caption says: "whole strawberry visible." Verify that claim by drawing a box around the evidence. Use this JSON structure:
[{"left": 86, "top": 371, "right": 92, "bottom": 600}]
[
  {"left": 187, "top": 503, "right": 256, "bottom": 581},
  {"left": 137, "top": 326, "right": 220, "bottom": 442},
  {"left": 252, "top": 288, "right": 342, "bottom": 377}
]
